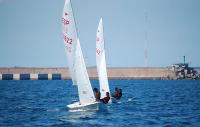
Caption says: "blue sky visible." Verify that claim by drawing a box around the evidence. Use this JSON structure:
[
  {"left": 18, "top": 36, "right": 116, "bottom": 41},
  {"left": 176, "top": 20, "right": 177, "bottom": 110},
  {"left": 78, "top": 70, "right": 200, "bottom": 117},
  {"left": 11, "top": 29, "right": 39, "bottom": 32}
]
[{"left": 0, "top": 0, "right": 200, "bottom": 67}]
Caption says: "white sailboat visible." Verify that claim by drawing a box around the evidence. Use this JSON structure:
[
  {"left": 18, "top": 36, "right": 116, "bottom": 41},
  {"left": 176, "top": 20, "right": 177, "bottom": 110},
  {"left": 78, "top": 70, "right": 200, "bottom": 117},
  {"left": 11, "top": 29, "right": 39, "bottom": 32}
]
[
  {"left": 96, "top": 18, "right": 111, "bottom": 101},
  {"left": 62, "top": 0, "right": 98, "bottom": 109}
]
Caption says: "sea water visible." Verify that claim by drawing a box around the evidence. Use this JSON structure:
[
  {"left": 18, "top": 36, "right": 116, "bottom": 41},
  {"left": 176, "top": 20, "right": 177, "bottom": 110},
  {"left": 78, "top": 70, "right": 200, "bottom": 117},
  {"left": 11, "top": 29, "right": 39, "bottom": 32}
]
[{"left": 0, "top": 80, "right": 200, "bottom": 127}]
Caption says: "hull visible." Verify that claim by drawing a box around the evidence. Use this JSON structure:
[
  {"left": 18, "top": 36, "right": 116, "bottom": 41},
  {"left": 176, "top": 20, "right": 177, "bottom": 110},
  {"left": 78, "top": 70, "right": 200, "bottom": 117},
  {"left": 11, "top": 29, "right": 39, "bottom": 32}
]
[
  {"left": 67, "top": 101, "right": 100, "bottom": 110},
  {"left": 67, "top": 101, "right": 108, "bottom": 111}
]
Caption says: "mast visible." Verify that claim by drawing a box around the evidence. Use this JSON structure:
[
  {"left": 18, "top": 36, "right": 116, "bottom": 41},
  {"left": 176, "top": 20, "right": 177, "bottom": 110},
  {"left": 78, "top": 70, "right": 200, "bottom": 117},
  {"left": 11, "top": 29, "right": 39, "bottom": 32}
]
[
  {"left": 69, "top": 0, "right": 79, "bottom": 39},
  {"left": 144, "top": 11, "right": 148, "bottom": 67}
]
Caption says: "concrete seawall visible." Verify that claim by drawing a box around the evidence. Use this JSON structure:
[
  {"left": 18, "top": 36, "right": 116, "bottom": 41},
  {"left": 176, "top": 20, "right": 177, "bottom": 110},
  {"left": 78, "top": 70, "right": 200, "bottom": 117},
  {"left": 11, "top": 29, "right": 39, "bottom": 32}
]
[{"left": 0, "top": 67, "right": 176, "bottom": 80}]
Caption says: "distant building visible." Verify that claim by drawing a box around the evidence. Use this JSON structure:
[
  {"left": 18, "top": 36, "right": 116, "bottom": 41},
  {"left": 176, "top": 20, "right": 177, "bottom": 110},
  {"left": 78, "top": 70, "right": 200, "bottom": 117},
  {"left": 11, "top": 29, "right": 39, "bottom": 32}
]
[{"left": 171, "top": 63, "right": 199, "bottom": 80}]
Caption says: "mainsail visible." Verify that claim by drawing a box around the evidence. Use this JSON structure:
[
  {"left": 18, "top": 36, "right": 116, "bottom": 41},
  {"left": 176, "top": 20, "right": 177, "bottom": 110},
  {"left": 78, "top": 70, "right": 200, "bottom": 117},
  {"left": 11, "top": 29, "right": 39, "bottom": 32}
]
[
  {"left": 62, "top": 0, "right": 77, "bottom": 85},
  {"left": 96, "top": 18, "right": 111, "bottom": 99},
  {"left": 62, "top": 0, "right": 95, "bottom": 105}
]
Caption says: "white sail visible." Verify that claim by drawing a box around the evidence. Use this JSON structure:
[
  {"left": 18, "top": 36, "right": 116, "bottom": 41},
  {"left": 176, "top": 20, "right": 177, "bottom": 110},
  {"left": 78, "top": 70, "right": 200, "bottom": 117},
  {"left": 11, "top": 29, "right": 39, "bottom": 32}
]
[
  {"left": 75, "top": 39, "right": 95, "bottom": 104},
  {"left": 62, "top": 0, "right": 95, "bottom": 106},
  {"left": 62, "top": 0, "right": 77, "bottom": 85},
  {"left": 96, "top": 18, "right": 111, "bottom": 99}
]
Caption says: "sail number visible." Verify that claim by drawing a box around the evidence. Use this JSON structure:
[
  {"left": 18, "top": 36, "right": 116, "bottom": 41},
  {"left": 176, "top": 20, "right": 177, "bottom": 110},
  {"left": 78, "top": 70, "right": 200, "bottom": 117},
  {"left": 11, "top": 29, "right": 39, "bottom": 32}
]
[
  {"left": 62, "top": 18, "right": 69, "bottom": 25},
  {"left": 96, "top": 48, "right": 100, "bottom": 55},
  {"left": 64, "top": 35, "right": 73, "bottom": 45},
  {"left": 96, "top": 37, "right": 100, "bottom": 42}
]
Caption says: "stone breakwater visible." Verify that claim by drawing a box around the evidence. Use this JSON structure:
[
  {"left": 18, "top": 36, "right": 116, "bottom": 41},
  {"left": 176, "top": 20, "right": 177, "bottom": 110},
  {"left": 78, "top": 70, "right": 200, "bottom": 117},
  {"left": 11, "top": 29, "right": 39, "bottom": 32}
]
[{"left": 0, "top": 67, "right": 176, "bottom": 80}]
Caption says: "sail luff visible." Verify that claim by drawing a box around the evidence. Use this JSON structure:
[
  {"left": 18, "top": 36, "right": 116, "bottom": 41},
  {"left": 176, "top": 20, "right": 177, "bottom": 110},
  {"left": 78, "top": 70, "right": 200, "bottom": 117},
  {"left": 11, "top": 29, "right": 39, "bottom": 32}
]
[
  {"left": 69, "top": 0, "right": 79, "bottom": 39},
  {"left": 68, "top": 0, "right": 79, "bottom": 86}
]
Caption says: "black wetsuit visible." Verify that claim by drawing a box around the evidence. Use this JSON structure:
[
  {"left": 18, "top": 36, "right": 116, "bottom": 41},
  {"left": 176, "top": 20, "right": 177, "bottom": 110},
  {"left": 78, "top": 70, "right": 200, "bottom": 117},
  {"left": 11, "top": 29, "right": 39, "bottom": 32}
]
[
  {"left": 116, "top": 92, "right": 122, "bottom": 99},
  {"left": 101, "top": 96, "right": 110, "bottom": 104}
]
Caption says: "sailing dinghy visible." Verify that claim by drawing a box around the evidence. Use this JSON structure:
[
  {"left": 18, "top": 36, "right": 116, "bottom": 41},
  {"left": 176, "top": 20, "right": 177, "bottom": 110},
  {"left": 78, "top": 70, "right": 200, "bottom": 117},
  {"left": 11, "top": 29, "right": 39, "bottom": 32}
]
[
  {"left": 96, "top": 18, "right": 111, "bottom": 102},
  {"left": 62, "top": 0, "right": 98, "bottom": 109}
]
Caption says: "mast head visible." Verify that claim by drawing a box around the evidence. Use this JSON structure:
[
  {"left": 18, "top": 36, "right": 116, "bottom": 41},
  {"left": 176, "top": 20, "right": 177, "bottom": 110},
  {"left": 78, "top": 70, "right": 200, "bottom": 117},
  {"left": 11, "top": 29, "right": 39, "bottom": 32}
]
[
  {"left": 99, "top": 17, "right": 103, "bottom": 25},
  {"left": 65, "top": 0, "right": 70, "bottom": 4},
  {"left": 100, "top": 17, "right": 103, "bottom": 22}
]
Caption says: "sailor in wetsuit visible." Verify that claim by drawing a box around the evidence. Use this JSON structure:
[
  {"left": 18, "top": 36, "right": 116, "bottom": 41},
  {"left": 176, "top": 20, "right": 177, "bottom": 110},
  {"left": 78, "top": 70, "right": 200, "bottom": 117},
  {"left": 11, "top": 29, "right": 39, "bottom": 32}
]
[
  {"left": 100, "top": 92, "right": 110, "bottom": 104},
  {"left": 93, "top": 88, "right": 101, "bottom": 101},
  {"left": 117, "top": 89, "right": 122, "bottom": 99},
  {"left": 112, "top": 87, "right": 122, "bottom": 99}
]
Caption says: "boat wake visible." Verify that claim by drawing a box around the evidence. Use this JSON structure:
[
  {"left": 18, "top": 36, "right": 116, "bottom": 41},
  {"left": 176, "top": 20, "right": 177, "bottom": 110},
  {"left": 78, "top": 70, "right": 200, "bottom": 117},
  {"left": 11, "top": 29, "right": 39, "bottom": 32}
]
[
  {"left": 68, "top": 108, "right": 88, "bottom": 112},
  {"left": 46, "top": 108, "right": 60, "bottom": 112},
  {"left": 127, "top": 98, "right": 133, "bottom": 102}
]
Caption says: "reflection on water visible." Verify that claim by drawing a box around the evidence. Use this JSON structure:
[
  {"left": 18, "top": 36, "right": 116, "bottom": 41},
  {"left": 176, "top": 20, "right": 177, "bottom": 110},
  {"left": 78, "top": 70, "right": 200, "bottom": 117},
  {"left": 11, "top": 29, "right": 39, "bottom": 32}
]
[
  {"left": 60, "top": 103, "right": 111, "bottom": 126},
  {"left": 59, "top": 109, "right": 97, "bottom": 125}
]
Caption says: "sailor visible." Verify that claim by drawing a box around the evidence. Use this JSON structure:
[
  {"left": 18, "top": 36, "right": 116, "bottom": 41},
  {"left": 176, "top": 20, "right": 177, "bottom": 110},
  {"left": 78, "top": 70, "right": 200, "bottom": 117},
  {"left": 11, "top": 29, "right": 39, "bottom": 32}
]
[
  {"left": 117, "top": 89, "right": 122, "bottom": 99},
  {"left": 112, "top": 87, "right": 122, "bottom": 99},
  {"left": 112, "top": 87, "right": 119, "bottom": 97},
  {"left": 93, "top": 88, "right": 101, "bottom": 101},
  {"left": 100, "top": 92, "right": 110, "bottom": 104}
]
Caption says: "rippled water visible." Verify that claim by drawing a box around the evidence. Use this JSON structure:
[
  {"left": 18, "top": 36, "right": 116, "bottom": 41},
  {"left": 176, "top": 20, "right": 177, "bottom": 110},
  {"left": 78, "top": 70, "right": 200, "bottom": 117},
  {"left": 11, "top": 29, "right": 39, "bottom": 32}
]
[{"left": 0, "top": 80, "right": 200, "bottom": 127}]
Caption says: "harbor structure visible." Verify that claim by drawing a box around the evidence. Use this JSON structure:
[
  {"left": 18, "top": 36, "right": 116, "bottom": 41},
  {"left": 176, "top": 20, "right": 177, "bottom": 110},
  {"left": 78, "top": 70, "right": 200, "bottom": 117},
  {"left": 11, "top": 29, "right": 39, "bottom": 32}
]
[
  {"left": 171, "top": 63, "right": 199, "bottom": 80},
  {"left": 0, "top": 67, "right": 176, "bottom": 80},
  {"left": 170, "top": 56, "right": 199, "bottom": 80},
  {"left": 0, "top": 67, "right": 199, "bottom": 80}
]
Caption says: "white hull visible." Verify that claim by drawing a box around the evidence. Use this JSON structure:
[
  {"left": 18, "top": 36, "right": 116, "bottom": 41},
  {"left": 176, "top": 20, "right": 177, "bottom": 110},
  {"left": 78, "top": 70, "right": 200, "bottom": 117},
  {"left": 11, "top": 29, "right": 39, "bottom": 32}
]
[{"left": 67, "top": 101, "right": 100, "bottom": 110}]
